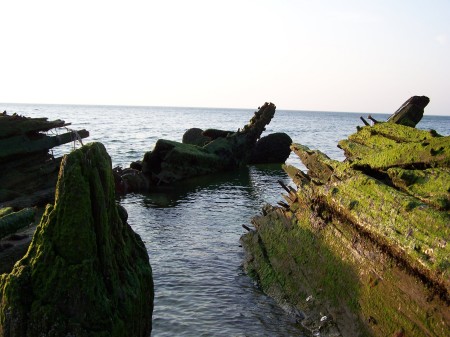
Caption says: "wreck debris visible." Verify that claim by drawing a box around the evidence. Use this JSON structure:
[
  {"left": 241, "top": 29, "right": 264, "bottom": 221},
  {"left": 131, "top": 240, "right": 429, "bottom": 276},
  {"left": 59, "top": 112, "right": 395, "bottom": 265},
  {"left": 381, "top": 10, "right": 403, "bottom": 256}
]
[
  {"left": 0, "top": 112, "right": 89, "bottom": 209},
  {"left": 387, "top": 95, "right": 430, "bottom": 127},
  {"left": 182, "top": 128, "right": 292, "bottom": 165},
  {"left": 0, "top": 208, "right": 35, "bottom": 240},
  {"left": 241, "top": 96, "right": 449, "bottom": 336},
  {"left": 0, "top": 142, "right": 154, "bottom": 337},
  {"left": 117, "top": 102, "right": 285, "bottom": 193}
]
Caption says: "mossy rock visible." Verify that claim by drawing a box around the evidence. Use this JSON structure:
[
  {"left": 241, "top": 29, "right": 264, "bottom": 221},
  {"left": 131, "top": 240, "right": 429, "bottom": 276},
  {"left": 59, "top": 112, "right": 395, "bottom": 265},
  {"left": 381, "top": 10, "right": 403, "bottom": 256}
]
[{"left": 0, "top": 142, "right": 153, "bottom": 337}]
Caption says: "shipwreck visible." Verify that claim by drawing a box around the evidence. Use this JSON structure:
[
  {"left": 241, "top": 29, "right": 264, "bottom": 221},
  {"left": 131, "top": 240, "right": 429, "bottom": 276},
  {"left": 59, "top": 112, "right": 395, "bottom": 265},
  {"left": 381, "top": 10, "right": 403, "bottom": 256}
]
[
  {"left": 114, "top": 102, "right": 292, "bottom": 194},
  {"left": 241, "top": 96, "right": 449, "bottom": 336}
]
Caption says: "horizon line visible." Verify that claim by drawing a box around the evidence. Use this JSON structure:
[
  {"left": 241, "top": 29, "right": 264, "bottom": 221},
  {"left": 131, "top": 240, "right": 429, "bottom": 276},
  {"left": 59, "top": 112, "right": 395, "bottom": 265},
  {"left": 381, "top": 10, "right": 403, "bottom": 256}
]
[{"left": 1, "top": 101, "right": 448, "bottom": 117}]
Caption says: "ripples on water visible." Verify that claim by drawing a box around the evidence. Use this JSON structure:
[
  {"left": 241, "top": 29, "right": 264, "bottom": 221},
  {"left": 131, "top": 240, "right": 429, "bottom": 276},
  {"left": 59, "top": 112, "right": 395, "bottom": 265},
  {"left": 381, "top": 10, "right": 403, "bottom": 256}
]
[
  {"left": 2, "top": 103, "right": 449, "bottom": 336},
  {"left": 122, "top": 168, "right": 304, "bottom": 336}
]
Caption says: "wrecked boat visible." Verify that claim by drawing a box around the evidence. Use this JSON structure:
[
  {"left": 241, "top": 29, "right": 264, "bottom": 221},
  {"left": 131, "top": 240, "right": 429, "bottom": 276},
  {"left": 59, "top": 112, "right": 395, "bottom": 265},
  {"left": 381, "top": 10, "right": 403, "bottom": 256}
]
[
  {"left": 241, "top": 96, "right": 449, "bottom": 336},
  {"left": 0, "top": 112, "right": 89, "bottom": 274},
  {"left": 114, "top": 102, "right": 292, "bottom": 193}
]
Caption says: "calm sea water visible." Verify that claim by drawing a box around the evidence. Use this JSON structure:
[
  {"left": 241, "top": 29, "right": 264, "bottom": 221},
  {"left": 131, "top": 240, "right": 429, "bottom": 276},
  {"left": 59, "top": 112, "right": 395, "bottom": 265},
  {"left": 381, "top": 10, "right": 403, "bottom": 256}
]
[{"left": 2, "top": 103, "right": 449, "bottom": 336}]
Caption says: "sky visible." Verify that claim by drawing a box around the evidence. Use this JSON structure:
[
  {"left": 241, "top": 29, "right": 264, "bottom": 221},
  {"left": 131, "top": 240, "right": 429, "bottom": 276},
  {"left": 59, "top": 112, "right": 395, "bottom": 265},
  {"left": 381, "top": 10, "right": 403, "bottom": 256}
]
[{"left": 1, "top": 0, "right": 449, "bottom": 115}]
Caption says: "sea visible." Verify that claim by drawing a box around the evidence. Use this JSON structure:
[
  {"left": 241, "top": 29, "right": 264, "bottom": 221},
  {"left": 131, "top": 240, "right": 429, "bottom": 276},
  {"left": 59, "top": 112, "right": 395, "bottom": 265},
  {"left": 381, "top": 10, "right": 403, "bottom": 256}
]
[{"left": 2, "top": 103, "right": 449, "bottom": 337}]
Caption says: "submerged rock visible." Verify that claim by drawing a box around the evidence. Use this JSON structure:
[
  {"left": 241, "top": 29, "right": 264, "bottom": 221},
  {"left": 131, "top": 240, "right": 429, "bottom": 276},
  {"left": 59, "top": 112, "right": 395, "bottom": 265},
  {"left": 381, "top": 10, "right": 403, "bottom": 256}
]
[
  {"left": 241, "top": 97, "right": 449, "bottom": 336},
  {"left": 0, "top": 142, "right": 153, "bottom": 337}
]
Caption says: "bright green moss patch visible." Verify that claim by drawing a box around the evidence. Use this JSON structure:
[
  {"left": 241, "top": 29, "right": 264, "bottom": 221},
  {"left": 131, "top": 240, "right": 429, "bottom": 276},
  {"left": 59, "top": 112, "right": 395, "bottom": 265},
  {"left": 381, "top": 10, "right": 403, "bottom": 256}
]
[
  {"left": 339, "top": 123, "right": 449, "bottom": 169},
  {"left": 356, "top": 123, "right": 441, "bottom": 143},
  {"left": 387, "top": 167, "right": 450, "bottom": 210},
  {"left": 351, "top": 136, "right": 450, "bottom": 170},
  {"left": 317, "top": 169, "right": 449, "bottom": 289}
]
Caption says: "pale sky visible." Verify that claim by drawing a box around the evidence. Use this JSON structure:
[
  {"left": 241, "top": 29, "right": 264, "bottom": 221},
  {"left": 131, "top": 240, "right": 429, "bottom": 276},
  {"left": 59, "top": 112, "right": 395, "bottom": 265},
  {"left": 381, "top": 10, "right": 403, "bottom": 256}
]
[{"left": 1, "top": 0, "right": 449, "bottom": 115}]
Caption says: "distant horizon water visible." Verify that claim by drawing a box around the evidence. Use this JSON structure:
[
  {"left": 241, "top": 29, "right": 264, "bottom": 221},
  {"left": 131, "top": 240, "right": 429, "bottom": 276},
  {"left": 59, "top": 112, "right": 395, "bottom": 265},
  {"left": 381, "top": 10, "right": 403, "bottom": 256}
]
[{"left": 2, "top": 101, "right": 449, "bottom": 117}]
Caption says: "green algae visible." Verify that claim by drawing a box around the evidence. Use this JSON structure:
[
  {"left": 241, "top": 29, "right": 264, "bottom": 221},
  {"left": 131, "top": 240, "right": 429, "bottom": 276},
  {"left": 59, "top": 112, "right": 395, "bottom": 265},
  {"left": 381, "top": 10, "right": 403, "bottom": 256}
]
[
  {"left": 243, "top": 114, "right": 450, "bottom": 335},
  {"left": 337, "top": 123, "right": 450, "bottom": 170},
  {"left": 351, "top": 136, "right": 450, "bottom": 170},
  {"left": 287, "top": 143, "right": 450, "bottom": 290},
  {"left": 0, "top": 208, "right": 13, "bottom": 218},
  {"left": 242, "top": 208, "right": 369, "bottom": 336},
  {"left": 145, "top": 139, "right": 224, "bottom": 182},
  {"left": 387, "top": 167, "right": 450, "bottom": 210},
  {"left": 0, "top": 208, "right": 35, "bottom": 240},
  {"left": 350, "top": 123, "right": 440, "bottom": 144},
  {"left": 0, "top": 142, "right": 153, "bottom": 337},
  {"left": 243, "top": 201, "right": 450, "bottom": 336}
]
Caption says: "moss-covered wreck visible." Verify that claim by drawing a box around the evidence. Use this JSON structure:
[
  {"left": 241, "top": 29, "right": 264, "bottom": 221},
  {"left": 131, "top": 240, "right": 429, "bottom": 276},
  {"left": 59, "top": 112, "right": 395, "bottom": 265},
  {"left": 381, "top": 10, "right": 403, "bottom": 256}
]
[
  {"left": 0, "top": 142, "right": 154, "bottom": 337},
  {"left": 115, "top": 102, "right": 284, "bottom": 193},
  {"left": 241, "top": 97, "right": 449, "bottom": 336}
]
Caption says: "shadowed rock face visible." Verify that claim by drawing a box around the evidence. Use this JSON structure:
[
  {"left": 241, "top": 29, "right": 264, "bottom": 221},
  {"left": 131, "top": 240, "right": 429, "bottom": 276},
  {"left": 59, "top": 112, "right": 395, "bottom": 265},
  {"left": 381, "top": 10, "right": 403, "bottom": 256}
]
[{"left": 0, "top": 142, "right": 153, "bottom": 337}]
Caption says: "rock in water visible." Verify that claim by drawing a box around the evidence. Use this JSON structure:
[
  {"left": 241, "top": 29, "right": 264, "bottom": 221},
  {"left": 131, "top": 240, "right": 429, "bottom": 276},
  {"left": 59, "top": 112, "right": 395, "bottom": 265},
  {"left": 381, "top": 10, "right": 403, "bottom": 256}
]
[
  {"left": 249, "top": 132, "right": 292, "bottom": 164},
  {"left": 0, "top": 142, "right": 153, "bottom": 337}
]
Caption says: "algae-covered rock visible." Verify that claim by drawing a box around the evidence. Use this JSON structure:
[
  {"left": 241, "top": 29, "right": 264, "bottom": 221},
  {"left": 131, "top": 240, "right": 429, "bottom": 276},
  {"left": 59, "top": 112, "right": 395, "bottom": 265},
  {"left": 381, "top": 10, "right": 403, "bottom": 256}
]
[
  {"left": 0, "top": 142, "right": 153, "bottom": 337},
  {"left": 242, "top": 97, "right": 450, "bottom": 337}
]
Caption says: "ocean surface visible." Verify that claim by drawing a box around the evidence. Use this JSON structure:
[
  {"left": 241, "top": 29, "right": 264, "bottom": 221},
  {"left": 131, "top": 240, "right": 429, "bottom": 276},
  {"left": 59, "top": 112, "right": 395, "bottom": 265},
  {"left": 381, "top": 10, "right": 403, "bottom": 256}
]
[{"left": 2, "top": 103, "right": 449, "bottom": 336}]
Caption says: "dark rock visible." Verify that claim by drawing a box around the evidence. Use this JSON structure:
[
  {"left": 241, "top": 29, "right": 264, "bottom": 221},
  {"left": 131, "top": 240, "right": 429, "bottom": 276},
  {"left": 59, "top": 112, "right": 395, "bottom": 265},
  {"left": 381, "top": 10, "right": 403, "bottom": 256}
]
[
  {"left": 0, "top": 142, "right": 153, "bottom": 337},
  {"left": 130, "top": 160, "right": 143, "bottom": 171},
  {"left": 182, "top": 128, "right": 211, "bottom": 146},
  {"left": 249, "top": 132, "right": 292, "bottom": 164},
  {"left": 202, "top": 129, "right": 234, "bottom": 140}
]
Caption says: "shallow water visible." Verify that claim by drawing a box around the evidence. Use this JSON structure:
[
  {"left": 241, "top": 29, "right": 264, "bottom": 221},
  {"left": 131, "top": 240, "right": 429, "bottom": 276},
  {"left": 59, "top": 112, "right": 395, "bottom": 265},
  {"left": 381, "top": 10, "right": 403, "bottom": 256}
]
[{"left": 2, "top": 103, "right": 449, "bottom": 336}]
